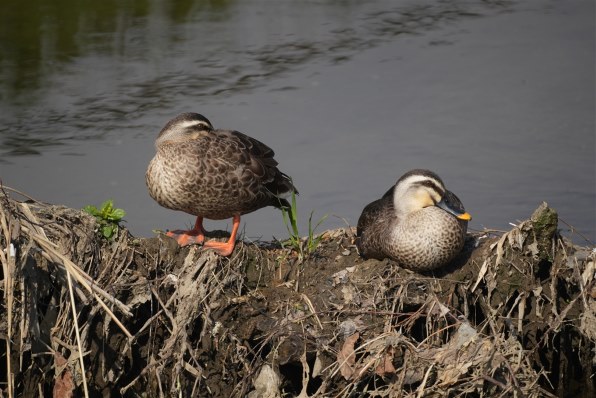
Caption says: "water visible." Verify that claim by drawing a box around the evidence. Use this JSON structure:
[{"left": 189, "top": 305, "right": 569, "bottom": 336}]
[{"left": 1, "top": 0, "right": 594, "bottom": 243}]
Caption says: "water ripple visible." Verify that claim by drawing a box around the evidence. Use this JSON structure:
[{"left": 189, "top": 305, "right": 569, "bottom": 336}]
[{"left": 0, "top": 0, "right": 514, "bottom": 156}]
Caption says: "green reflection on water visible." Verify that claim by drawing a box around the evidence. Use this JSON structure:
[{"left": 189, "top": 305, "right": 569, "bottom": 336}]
[
  {"left": 0, "top": 0, "right": 512, "bottom": 159},
  {"left": 0, "top": 0, "right": 232, "bottom": 98}
]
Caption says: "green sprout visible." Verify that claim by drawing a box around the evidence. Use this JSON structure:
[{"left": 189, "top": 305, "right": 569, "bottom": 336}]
[
  {"left": 280, "top": 190, "right": 327, "bottom": 262},
  {"left": 83, "top": 199, "right": 126, "bottom": 240}
]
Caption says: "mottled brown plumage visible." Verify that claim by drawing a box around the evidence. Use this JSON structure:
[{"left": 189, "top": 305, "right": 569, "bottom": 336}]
[
  {"left": 146, "top": 113, "right": 296, "bottom": 255},
  {"left": 356, "top": 169, "right": 471, "bottom": 271}
]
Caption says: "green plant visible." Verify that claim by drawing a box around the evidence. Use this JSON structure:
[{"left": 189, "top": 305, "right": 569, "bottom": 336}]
[
  {"left": 280, "top": 190, "right": 327, "bottom": 262},
  {"left": 83, "top": 199, "right": 126, "bottom": 240},
  {"left": 306, "top": 209, "right": 328, "bottom": 254}
]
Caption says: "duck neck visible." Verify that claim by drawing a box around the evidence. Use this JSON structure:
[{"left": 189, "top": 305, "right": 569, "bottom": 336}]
[{"left": 392, "top": 185, "right": 420, "bottom": 218}]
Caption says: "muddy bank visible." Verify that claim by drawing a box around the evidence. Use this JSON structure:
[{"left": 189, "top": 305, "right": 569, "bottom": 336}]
[{"left": 0, "top": 189, "right": 594, "bottom": 397}]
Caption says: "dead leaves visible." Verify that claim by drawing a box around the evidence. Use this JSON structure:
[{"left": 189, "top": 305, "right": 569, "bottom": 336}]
[
  {"left": 337, "top": 332, "right": 359, "bottom": 379},
  {"left": 332, "top": 299, "right": 539, "bottom": 395},
  {"left": 53, "top": 353, "right": 74, "bottom": 398},
  {"left": 374, "top": 346, "right": 397, "bottom": 378},
  {"left": 247, "top": 364, "right": 281, "bottom": 398}
]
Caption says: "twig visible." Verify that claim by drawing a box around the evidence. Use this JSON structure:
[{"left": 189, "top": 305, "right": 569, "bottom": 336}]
[
  {"left": 416, "top": 363, "right": 435, "bottom": 398},
  {"left": 559, "top": 217, "right": 594, "bottom": 245},
  {"left": 133, "top": 309, "right": 164, "bottom": 340},
  {"left": 482, "top": 375, "right": 510, "bottom": 392},
  {"left": 301, "top": 293, "right": 324, "bottom": 330},
  {"left": 17, "top": 208, "right": 132, "bottom": 316},
  {"left": 66, "top": 269, "right": 90, "bottom": 397},
  {"left": 0, "top": 201, "right": 15, "bottom": 398},
  {"left": 0, "top": 185, "right": 43, "bottom": 203},
  {"left": 296, "top": 328, "right": 311, "bottom": 398},
  {"left": 23, "top": 225, "right": 133, "bottom": 338}
]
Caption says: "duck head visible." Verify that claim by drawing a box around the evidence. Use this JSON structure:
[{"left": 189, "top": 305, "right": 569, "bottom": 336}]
[
  {"left": 392, "top": 169, "right": 472, "bottom": 221},
  {"left": 155, "top": 112, "right": 213, "bottom": 147}
]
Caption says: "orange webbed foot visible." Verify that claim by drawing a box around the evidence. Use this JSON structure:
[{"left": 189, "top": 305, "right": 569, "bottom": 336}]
[
  {"left": 202, "top": 240, "right": 236, "bottom": 257},
  {"left": 200, "top": 214, "right": 241, "bottom": 257},
  {"left": 165, "top": 216, "right": 206, "bottom": 246},
  {"left": 165, "top": 230, "right": 205, "bottom": 246}
]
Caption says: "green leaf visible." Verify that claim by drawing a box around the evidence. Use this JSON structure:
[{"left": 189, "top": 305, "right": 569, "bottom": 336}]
[
  {"left": 100, "top": 200, "right": 114, "bottom": 218},
  {"left": 306, "top": 211, "right": 327, "bottom": 254},
  {"left": 110, "top": 208, "right": 126, "bottom": 221},
  {"left": 290, "top": 190, "right": 299, "bottom": 237},
  {"left": 83, "top": 205, "right": 99, "bottom": 216},
  {"left": 101, "top": 225, "right": 112, "bottom": 239},
  {"left": 103, "top": 224, "right": 120, "bottom": 240},
  {"left": 83, "top": 199, "right": 126, "bottom": 241}
]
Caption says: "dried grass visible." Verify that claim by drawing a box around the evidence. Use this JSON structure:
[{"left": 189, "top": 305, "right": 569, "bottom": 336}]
[{"left": 0, "top": 188, "right": 594, "bottom": 397}]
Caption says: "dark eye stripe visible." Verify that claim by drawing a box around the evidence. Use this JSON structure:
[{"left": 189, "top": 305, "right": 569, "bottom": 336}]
[
  {"left": 184, "top": 121, "right": 211, "bottom": 133},
  {"left": 412, "top": 180, "right": 445, "bottom": 197}
]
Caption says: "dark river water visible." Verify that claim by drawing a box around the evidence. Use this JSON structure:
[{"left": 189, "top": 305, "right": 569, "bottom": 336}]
[{"left": 1, "top": 0, "right": 594, "bottom": 243}]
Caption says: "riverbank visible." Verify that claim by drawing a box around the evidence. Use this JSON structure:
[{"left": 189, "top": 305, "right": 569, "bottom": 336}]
[{"left": 0, "top": 188, "right": 594, "bottom": 397}]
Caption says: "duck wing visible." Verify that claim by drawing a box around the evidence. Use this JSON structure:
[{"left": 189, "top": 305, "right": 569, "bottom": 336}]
[
  {"left": 210, "top": 129, "right": 297, "bottom": 209},
  {"left": 357, "top": 186, "right": 395, "bottom": 236}
]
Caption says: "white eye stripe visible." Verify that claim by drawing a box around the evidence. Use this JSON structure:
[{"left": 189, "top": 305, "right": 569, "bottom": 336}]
[
  {"left": 178, "top": 120, "right": 210, "bottom": 129},
  {"left": 399, "top": 175, "right": 443, "bottom": 190}
]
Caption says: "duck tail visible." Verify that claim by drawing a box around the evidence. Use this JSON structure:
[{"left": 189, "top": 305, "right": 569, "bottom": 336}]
[
  {"left": 277, "top": 172, "right": 298, "bottom": 196},
  {"left": 268, "top": 171, "right": 297, "bottom": 197},
  {"left": 267, "top": 172, "right": 297, "bottom": 210},
  {"left": 274, "top": 197, "right": 291, "bottom": 211}
]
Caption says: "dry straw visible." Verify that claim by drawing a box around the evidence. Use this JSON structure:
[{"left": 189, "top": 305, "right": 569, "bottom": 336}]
[{"left": 1, "top": 187, "right": 594, "bottom": 397}]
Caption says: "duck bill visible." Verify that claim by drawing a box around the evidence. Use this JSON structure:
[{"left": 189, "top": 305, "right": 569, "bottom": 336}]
[{"left": 436, "top": 198, "right": 472, "bottom": 221}]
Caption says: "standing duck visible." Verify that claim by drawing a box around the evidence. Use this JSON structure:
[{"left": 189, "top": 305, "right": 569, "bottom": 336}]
[
  {"left": 356, "top": 169, "right": 471, "bottom": 271},
  {"left": 146, "top": 112, "right": 297, "bottom": 256}
]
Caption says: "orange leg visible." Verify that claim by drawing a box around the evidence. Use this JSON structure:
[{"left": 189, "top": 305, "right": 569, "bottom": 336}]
[
  {"left": 202, "top": 214, "right": 241, "bottom": 257},
  {"left": 166, "top": 216, "right": 206, "bottom": 246}
]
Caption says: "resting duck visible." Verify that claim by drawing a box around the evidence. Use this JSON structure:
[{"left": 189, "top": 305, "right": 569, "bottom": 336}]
[
  {"left": 146, "top": 112, "right": 297, "bottom": 256},
  {"left": 356, "top": 169, "right": 471, "bottom": 271}
]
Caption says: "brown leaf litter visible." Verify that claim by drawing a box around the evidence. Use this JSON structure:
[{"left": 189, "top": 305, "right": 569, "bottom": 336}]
[{"left": 0, "top": 188, "right": 594, "bottom": 397}]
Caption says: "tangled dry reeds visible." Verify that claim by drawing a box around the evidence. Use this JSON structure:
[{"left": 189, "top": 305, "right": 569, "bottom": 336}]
[{"left": 0, "top": 187, "right": 594, "bottom": 397}]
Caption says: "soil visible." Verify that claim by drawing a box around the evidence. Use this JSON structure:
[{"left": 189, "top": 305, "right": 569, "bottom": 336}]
[{"left": 0, "top": 190, "right": 595, "bottom": 397}]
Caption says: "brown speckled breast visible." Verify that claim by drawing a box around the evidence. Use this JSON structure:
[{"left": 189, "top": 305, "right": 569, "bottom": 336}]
[
  {"left": 357, "top": 196, "right": 467, "bottom": 271},
  {"left": 146, "top": 130, "right": 291, "bottom": 220}
]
